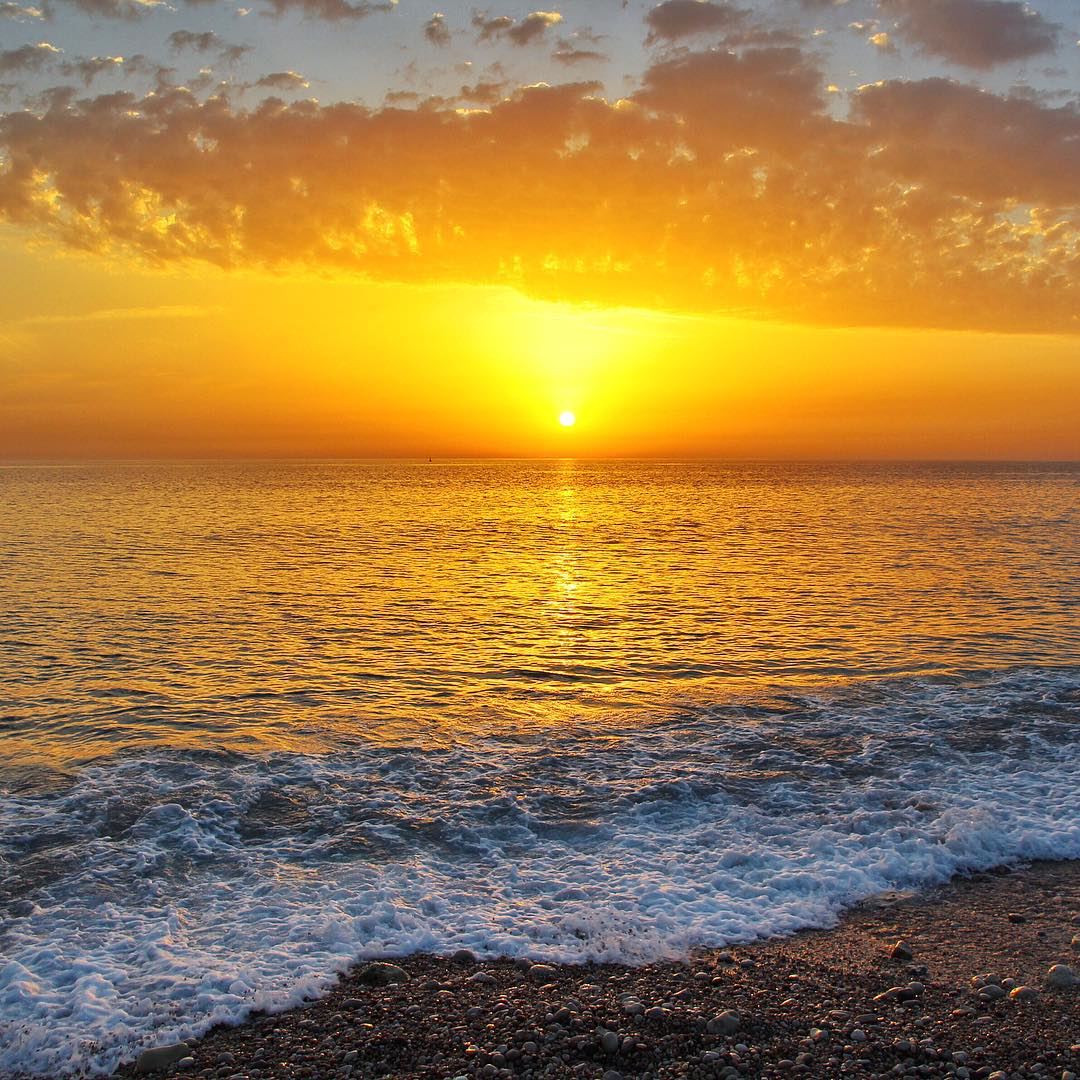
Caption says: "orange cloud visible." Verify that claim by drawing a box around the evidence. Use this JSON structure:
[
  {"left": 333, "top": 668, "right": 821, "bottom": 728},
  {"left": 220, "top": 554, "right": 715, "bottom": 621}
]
[{"left": 2, "top": 46, "right": 1080, "bottom": 333}]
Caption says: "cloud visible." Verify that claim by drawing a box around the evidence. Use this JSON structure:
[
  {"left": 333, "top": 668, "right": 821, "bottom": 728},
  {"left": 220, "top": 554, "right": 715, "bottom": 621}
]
[
  {"left": 423, "top": 12, "right": 450, "bottom": 46},
  {"left": 3, "top": 49, "right": 1080, "bottom": 333},
  {"left": 255, "top": 69, "right": 310, "bottom": 90},
  {"left": 644, "top": 0, "right": 746, "bottom": 43},
  {"left": 19, "top": 304, "right": 216, "bottom": 326},
  {"left": 473, "top": 10, "right": 563, "bottom": 46},
  {"left": 0, "top": 2, "right": 44, "bottom": 18},
  {"left": 259, "top": 0, "right": 394, "bottom": 19},
  {"left": 58, "top": 54, "right": 125, "bottom": 85},
  {"left": 507, "top": 10, "right": 561, "bottom": 45},
  {"left": 0, "top": 41, "right": 60, "bottom": 75},
  {"left": 552, "top": 43, "right": 608, "bottom": 65},
  {"left": 168, "top": 29, "right": 251, "bottom": 64},
  {"left": 880, "top": 0, "right": 1060, "bottom": 68},
  {"left": 868, "top": 29, "right": 896, "bottom": 52},
  {"left": 458, "top": 78, "right": 508, "bottom": 104},
  {"left": 51, "top": 0, "right": 166, "bottom": 18}
]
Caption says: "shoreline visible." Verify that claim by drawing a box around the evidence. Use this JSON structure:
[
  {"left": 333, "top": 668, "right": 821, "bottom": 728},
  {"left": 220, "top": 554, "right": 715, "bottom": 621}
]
[{"left": 114, "top": 860, "right": 1080, "bottom": 1080}]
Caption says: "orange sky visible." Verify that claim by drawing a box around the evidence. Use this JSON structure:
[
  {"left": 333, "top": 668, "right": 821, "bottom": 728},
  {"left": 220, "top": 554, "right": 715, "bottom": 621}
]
[{"left": 1, "top": 0, "right": 1079, "bottom": 458}]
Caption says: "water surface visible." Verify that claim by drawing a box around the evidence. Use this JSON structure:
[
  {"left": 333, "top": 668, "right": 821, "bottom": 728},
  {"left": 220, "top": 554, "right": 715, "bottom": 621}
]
[{"left": 1, "top": 461, "right": 1078, "bottom": 1075}]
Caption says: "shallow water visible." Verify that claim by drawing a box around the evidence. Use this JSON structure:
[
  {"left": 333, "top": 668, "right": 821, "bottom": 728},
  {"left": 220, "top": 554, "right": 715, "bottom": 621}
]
[{"left": 1, "top": 461, "right": 1078, "bottom": 1075}]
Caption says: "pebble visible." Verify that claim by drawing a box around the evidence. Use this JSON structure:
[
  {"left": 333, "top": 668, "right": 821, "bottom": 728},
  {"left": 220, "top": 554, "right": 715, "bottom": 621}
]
[
  {"left": 452, "top": 949, "right": 477, "bottom": 963},
  {"left": 468, "top": 972, "right": 497, "bottom": 986},
  {"left": 528, "top": 964, "right": 558, "bottom": 982},
  {"left": 602, "top": 1072, "right": 623, "bottom": 1080},
  {"left": 355, "top": 963, "right": 409, "bottom": 986},
  {"left": 1071, "top": 934, "right": 1080, "bottom": 953},
  {"left": 1045, "top": 964, "right": 1078, "bottom": 989},
  {"left": 598, "top": 1031, "right": 620, "bottom": 1055},
  {"left": 1009, "top": 985, "right": 1039, "bottom": 1002},
  {"left": 890, "top": 940, "right": 914, "bottom": 960},
  {"left": 706, "top": 1010, "right": 740, "bottom": 1035},
  {"left": 135, "top": 1043, "right": 191, "bottom": 1073}
]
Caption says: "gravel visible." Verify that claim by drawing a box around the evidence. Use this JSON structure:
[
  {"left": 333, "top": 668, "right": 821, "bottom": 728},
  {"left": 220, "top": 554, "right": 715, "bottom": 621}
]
[{"left": 115, "top": 860, "right": 1080, "bottom": 1080}]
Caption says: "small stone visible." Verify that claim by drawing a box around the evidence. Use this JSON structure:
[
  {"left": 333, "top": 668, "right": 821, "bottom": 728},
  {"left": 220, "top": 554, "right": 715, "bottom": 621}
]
[
  {"left": 706, "top": 1010, "right": 740, "bottom": 1035},
  {"left": 355, "top": 963, "right": 409, "bottom": 986},
  {"left": 1009, "top": 985, "right": 1039, "bottom": 1002},
  {"left": 135, "top": 1043, "right": 191, "bottom": 1073},
  {"left": 452, "top": 949, "right": 477, "bottom": 963},
  {"left": 979, "top": 984, "right": 1007, "bottom": 1001},
  {"left": 851, "top": 1030, "right": 867, "bottom": 1043},
  {"left": 1007, "top": 913, "right": 1027, "bottom": 924},
  {"left": 468, "top": 972, "right": 497, "bottom": 986},
  {"left": 644, "top": 1006, "right": 666, "bottom": 1021},
  {"left": 343, "top": 1051, "right": 359, "bottom": 1065},
  {"left": 621, "top": 1000, "right": 644, "bottom": 1016},
  {"left": 602, "top": 1072, "right": 623, "bottom": 1080},
  {"left": 1046, "top": 964, "right": 1078, "bottom": 989},
  {"left": 890, "top": 940, "right": 914, "bottom": 960},
  {"left": 175, "top": 1058, "right": 195, "bottom": 1071},
  {"left": 717, "top": 951, "right": 735, "bottom": 963},
  {"left": 971, "top": 973, "right": 1001, "bottom": 988},
  {"left": 599, "top": 1031, "right": 620, "bottom": 1055},
  {"left": 528, "top": 963, "right": 558, "bottom": 982}
]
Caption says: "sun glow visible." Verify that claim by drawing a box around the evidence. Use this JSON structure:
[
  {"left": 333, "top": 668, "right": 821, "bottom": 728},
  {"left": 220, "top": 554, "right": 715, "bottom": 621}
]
[{"left": 558, "top": 410, "right": 576, "bottom": 427}]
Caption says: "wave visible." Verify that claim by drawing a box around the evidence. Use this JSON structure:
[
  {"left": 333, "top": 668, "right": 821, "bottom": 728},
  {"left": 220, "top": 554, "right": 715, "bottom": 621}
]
[{"left": 1, "top": 667, "right": 1078, "bottom": 1076}]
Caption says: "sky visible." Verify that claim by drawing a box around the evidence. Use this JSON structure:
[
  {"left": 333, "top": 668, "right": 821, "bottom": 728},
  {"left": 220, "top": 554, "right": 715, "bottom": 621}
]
[{"left": 1, "top": 0, "right": 1079, "bottom": 458}]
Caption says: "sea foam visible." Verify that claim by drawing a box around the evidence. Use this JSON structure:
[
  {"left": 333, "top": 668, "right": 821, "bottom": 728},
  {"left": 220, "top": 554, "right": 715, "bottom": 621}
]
[{"left": 1, "top": 669, "right": 1078, "bottom": 1076}]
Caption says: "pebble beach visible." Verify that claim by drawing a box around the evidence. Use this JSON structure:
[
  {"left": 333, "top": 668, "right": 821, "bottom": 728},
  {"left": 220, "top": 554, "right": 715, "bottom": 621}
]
[{"left": 115, "top": 861, "right": 1080, "bottom": 1080}]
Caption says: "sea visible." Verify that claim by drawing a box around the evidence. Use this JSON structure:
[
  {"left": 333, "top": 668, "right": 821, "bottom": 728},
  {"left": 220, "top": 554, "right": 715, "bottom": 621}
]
[{"left": 1, "top": 460, "right": 1078, "bottom": 1076}]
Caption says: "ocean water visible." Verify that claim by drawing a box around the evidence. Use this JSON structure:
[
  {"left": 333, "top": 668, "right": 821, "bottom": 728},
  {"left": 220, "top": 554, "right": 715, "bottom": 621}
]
[{"left": 1, "top": 460, "right": 1078, "bottom": 1076}]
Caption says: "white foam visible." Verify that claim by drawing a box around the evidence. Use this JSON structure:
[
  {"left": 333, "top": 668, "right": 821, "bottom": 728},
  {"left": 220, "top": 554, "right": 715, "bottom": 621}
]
[{"left": 1, "top": 669, "right": 1078, "bottom": 1076}]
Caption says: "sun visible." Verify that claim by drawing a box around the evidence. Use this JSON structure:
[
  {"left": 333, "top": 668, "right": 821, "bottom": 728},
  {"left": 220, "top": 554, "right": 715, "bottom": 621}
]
[{"left": 558, "top": 410, "right": 576, "bottom": 428}]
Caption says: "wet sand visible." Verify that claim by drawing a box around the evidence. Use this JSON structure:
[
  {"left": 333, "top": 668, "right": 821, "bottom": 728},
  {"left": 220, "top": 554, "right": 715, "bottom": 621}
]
[{"left": 119, "top": 861, "right": 1080, "bottom": 1080}]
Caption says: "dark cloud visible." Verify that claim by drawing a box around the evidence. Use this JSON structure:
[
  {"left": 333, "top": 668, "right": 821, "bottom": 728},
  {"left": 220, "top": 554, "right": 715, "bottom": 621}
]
[
  {"left": 459, "top": 79, "right": 508, "bottom": 104},
  {"left": 0, "top": 42, "right": 60, "bottom": 74},
  {"left": 473, "top": 10, "right": 563, "bottom": 46},
  {"left": 168, "top": 30, "right": 251, "bottom": 63},
  {"left": 52, "top": 0, "right": 167, "bottom": 19},
  {"left": 552, "top": 43, "right": 608, "bottom": 65},
  {"left": 880, "top": 0, "right": 1060, "bottom": 68},
  {"left": 260, "top": 0, "right": 394, "bottom": 20},
  {"left": 254, "top": 70, "right": 309, "bottom": 89},
  {"left": 472, "top": 13, "right": 513, "bottom": 40},
  {"left": 58, "top": 54, "right": 124, "bottom": 84},
  {"left": 644, "top": 0, "right": 746, "bottom": 43},
  {"left": 423, "top": 12, "right": 450, "bottom": 46}
]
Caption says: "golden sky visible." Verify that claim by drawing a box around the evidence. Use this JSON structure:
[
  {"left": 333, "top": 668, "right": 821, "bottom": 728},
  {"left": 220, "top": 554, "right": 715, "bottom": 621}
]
[{"left": 1, "top": 0, "right": 1079, "bottom": 458}]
